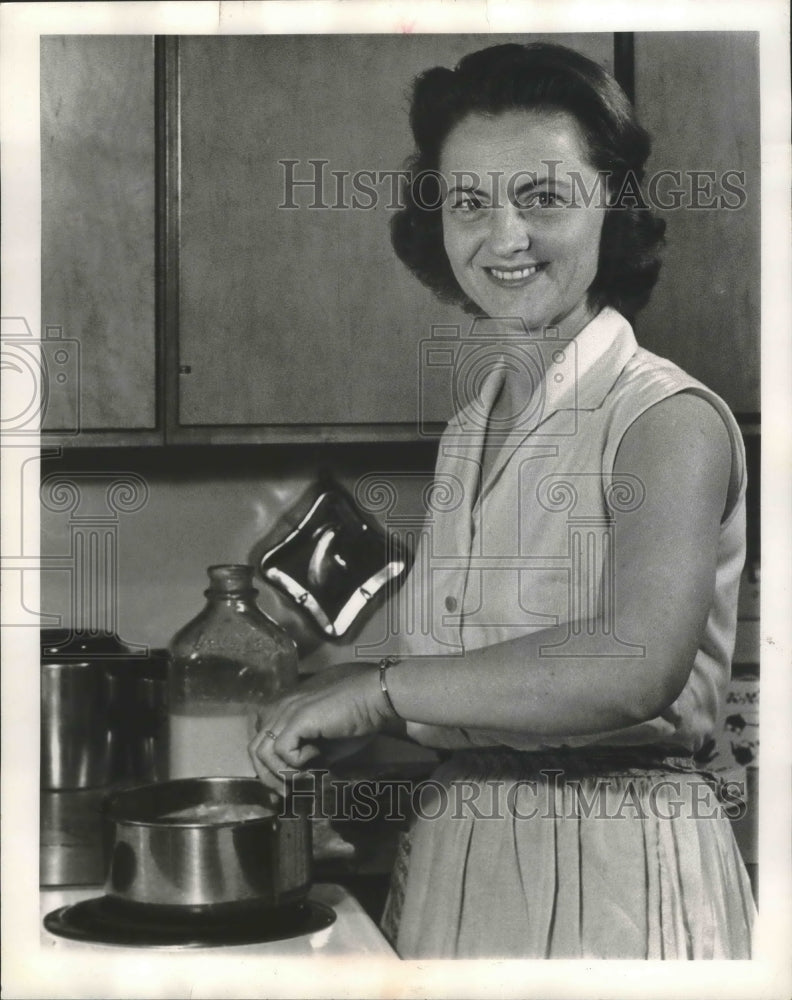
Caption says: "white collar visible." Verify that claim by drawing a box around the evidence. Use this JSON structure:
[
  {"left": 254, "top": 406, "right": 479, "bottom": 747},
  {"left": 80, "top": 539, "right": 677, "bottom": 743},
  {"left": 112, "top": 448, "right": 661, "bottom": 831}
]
[{"left": 449, "top": 306, "right": 638, "bottom": 439}]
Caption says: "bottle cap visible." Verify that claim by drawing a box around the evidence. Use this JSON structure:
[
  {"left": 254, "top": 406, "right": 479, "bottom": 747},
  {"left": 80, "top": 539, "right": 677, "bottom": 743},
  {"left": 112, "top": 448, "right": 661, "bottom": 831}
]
[{"left": 206, "top": 564, "right": 257, "bottom": 594}]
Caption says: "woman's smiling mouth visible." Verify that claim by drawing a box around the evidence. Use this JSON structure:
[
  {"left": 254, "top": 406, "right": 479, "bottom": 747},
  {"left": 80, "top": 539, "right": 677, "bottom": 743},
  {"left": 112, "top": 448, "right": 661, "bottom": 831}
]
[{"left": 486, "top": 263, "right": 546, "bottom": 284}]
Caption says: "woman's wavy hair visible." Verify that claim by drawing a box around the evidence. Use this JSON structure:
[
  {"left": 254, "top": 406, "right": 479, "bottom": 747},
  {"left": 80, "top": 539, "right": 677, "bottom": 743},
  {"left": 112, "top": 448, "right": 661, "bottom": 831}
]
[{"left": 391, "top": 43, "right": 666, "bottom": 319}]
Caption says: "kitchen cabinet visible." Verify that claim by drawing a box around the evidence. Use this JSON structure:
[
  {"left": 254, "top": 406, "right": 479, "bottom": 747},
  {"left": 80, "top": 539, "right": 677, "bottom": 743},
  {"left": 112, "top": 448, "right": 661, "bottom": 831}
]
[
  {"left": 40, "top": 33, "right": 611, "bottom": 445},
  {"left": 633, "top": 32, "right": 760, "bottom": 415},
  {"left": 41, "top": 36, "right": 159, "bottom": 441},
  {"left": 40, "top": 32, "right": 758, "bottom": 446},
  {"left": 175, "top": 33, "right": 613, "bottom": 440}
]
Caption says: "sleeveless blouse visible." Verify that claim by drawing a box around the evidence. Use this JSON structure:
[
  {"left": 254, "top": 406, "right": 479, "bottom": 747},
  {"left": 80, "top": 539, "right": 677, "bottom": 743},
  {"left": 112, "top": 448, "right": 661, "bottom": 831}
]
[{"left": 396, "top": 306, "right": 747, "bottom": 753}]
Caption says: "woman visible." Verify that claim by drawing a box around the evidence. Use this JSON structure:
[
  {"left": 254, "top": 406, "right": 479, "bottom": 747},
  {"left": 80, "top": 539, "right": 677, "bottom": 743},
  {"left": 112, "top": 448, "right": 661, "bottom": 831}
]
[{"left": 250, "top": 42, "right": 755, "bottom": 959}]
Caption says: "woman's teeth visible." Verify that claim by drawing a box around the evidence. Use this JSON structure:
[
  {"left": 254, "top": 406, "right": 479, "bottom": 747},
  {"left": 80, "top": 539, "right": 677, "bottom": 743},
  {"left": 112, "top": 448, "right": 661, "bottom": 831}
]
[{"left": 488, "top": 265, "right": 542, "bottom": 281}]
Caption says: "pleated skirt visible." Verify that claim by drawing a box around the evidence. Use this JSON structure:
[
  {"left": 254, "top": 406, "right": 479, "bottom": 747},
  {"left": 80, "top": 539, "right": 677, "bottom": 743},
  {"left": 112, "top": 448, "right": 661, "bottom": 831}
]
[{"left": 381, "top": 747, "right": 755, "bottom": 959}]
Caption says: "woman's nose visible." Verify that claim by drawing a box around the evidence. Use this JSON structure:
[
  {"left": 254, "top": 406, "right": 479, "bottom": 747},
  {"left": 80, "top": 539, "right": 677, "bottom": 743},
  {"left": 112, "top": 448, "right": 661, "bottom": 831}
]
[{"left": 487, "top": 204, "right": 531, "bottom": 256}]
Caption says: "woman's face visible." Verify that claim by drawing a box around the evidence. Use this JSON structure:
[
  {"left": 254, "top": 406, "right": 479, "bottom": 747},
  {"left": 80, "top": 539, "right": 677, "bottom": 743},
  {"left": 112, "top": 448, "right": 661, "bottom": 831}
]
[{"left": 440, "top": 109, "right": 607, "bottom": 336}]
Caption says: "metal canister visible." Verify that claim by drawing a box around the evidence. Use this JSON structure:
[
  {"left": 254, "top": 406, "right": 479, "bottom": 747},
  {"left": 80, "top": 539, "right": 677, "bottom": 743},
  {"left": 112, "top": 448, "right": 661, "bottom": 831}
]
[
  {"left": 40, "top": 658, "right": 113, "bottom": 790},
  {"left": 39, "top": 633, "right": 170, "bottom": 886},
  {"left": 106, "top": 650, "right": 169, "bottom": 784}
]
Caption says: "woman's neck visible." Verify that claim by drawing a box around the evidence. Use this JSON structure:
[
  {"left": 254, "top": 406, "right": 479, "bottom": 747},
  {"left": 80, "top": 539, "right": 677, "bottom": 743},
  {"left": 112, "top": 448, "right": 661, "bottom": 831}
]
[
  {"left": 533, "top": 296, "right": 600, "bottom": 342},
  {"left": 489, "top": 300, "right": 602, "bottom": 434}
]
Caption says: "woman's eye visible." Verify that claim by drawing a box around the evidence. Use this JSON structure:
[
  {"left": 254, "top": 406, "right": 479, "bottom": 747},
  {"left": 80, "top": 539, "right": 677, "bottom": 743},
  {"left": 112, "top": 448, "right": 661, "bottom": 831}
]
[
  {"left": 450, "top": 193, "right": 485, "bottom": 212},
  {"left": 517, "top": 190, "right": 563, "bottom": 209}
]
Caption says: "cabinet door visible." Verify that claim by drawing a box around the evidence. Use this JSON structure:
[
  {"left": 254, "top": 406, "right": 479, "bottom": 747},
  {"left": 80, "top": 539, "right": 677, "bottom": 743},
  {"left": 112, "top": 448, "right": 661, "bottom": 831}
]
[
  {"left": 41, "top": 35, "right": 157, "bottom": 434},
  {"left": 176, "top": 34, "right": 613, "bottom": 437},
  {"left": 633, "top": 32, "right": 760, "bottom": 414}
]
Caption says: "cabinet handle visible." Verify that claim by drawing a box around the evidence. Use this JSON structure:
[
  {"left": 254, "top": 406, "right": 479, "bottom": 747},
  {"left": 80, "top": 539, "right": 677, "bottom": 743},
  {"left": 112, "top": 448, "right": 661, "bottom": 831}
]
[{"left": 178, "top": 365, "right": 192, "bottom": 375}]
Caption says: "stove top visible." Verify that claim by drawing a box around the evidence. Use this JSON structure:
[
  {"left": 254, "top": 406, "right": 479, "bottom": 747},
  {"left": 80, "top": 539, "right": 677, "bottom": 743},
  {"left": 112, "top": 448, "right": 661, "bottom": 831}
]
[
  {"left": 44, "top": 895, "right": 335, "bottom": 949},
  {"left": 39, "top": 883, "right": 396, "bottom": 957}
]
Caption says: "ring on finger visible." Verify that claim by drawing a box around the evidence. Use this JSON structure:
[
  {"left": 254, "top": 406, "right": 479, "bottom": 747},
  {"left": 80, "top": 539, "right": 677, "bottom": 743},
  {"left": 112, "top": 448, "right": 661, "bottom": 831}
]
[{"left": 263, "top": 729, "right": 279, "bottom": 741}]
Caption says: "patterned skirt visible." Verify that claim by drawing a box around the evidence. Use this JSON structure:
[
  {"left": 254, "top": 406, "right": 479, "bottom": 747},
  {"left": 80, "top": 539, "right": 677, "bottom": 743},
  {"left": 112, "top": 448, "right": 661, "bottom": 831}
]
[{"left": 380, "top": 746, "right": 755, "bottom": 959}]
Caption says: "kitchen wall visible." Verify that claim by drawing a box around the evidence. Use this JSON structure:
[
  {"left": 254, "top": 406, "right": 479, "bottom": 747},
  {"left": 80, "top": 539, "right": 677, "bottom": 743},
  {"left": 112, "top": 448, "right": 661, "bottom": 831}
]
[{"left": 39, "top": 443, "right": 439, "bottom": 670}]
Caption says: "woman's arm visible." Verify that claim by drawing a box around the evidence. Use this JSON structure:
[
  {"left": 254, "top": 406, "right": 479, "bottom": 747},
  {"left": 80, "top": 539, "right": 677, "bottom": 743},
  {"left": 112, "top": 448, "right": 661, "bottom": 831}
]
[
  {"left": 251, "top": 393, "right": 732, "bottom": 788},
  {"left": 387, "top": 392, "right": 732, "bottom": 734}
]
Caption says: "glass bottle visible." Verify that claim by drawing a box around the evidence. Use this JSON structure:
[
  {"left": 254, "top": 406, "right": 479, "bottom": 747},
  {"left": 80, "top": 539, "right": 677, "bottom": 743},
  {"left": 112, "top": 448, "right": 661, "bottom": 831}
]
[{"left": 167, "top": 564, "right": 299, "bottom": 779}]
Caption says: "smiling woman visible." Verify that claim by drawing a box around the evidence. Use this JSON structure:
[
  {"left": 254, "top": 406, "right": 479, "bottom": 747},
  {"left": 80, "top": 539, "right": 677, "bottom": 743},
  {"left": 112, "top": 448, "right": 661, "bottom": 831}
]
[
  {"left": 248, "top": 42, "right": 755, "bottom": 960},
  {"left": 392, "top": 42, "right": 666, "bottom": 323},
  {"left": 439, "top": 109, "right": 606, "bottom": 337}
]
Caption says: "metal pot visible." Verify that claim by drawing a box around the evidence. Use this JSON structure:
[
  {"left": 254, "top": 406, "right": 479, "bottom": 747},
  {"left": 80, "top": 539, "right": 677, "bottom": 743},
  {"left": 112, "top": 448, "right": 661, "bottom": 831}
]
[{"left": 103, "top": 778, "right": 312, "bottom": 913}]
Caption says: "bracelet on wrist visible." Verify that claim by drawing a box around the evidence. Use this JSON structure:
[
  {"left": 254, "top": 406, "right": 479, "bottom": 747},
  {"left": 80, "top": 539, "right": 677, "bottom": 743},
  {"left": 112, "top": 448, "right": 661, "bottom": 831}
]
[{"left": 377, "top": 656, "right": 402, "bottom": 719}]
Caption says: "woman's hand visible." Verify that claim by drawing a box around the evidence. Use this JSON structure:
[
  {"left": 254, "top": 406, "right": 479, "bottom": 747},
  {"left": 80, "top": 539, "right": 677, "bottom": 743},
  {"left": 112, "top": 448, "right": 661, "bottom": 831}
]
[
  {"left": 248, "top": 663, "right": 395, "bottom": 795},
  {"left": 250, "top": 660, "right": 375, "bottom": 741}
]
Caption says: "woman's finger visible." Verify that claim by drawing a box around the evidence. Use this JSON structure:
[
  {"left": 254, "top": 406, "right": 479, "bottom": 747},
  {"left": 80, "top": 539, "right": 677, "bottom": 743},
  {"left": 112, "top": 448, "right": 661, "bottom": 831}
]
[
  {"left": 268, "top": 703, "right": 324, "bottom": 768},
  {"left": 248, "top": 726, "right": 294, "bottom": 796},
  {"left": 269, "top": 729, "right": 306, "bottom": 770},
  {"left": 249, "top": 745, "right": 284, "bottom": 795},
  {"left": 287, "top": 742, "right": 321, "bottom": 769}
]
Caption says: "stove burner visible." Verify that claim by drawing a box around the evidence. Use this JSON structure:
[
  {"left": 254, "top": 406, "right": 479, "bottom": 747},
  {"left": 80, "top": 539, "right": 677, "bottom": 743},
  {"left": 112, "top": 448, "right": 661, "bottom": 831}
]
[{"left": 44, "top": 895, "right": 336, "bottom": 948}]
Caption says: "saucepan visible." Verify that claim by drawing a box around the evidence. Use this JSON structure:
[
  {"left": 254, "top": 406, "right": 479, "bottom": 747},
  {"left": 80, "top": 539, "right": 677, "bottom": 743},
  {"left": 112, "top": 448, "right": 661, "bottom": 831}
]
[{"left": 103, "top": 777, "right": 312, "bottom": 915}]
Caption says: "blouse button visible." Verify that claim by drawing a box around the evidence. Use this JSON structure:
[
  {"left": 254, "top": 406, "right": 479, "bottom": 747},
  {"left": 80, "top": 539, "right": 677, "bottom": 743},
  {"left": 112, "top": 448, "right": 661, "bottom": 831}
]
[{"left": 444, "top": 595, "right": 458, "bottom": 612}]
